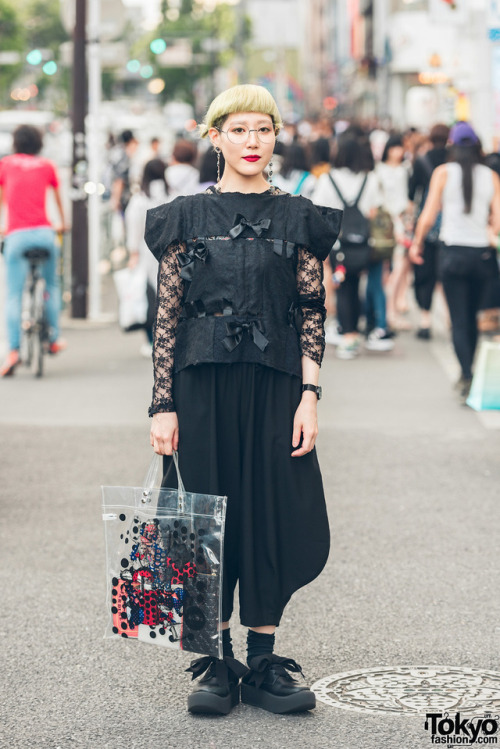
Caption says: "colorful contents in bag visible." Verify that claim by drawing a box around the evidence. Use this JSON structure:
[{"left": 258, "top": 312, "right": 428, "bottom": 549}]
[{"left": 110, "top": 514, "right": 218, "bottom": 653}]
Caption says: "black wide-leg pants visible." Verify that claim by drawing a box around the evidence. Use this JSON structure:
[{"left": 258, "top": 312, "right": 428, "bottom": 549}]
[{"left": 162, "top": 363, "right": 330, "bottom": 628}]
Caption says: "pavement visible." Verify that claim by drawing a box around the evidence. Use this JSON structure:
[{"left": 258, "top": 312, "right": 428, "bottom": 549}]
[{"left": 1, "top": 290, "right": 500, "bottom": 749}]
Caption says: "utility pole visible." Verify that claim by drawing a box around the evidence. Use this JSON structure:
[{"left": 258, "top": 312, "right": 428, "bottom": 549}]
[
  {"left": 88, "top": 0, "right": 102, "bottom": 319},
  {"left": 71, "top": 0, "right": 89, "bottom": 319}
]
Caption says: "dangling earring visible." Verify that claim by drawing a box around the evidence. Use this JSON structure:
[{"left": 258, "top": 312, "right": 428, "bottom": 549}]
[
  {"left": 215, "top": 147, "right": 221, "bottom": 183},
  {"left": 268, "top": 159, "right": 273, "bottom": 185}
]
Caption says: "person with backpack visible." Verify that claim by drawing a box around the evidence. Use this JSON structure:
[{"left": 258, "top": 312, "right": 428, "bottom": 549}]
[
  {"left": 410, "top": 122, "right": 500, "bottom": 404},
  {"left": 312, "top": 132, "right": 382, "bottom": 359},
  {"left": 409, "top": 124, "right": 450, "bottom": 339}
]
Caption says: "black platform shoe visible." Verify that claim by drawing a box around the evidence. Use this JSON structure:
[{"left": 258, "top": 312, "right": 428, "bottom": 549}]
[
  {"left": 241, "top": 654, "right": 316, "bottom": 714},
  {"left": 186, "top": 655, "right": 249, "bottom": 715}
]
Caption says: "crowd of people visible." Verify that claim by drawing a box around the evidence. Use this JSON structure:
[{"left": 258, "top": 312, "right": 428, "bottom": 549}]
[
  {"left": 105, "top": 115, "right": 500, "bottom": 405},
  {"left": 2, "top": 86, "right": 500, "bottom": 716},
  {"left": 2, "top": 111, "right": 500, "bottom": 406}
]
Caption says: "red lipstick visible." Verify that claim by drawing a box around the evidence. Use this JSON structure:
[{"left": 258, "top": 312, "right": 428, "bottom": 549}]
[{"left": 243, "top": 156, "right": 261, "bottom": 162}]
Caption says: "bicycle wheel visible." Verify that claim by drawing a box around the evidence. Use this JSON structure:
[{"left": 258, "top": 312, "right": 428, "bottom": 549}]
[{"left": 33, "top": 278, "right": 46, "bottom": 378}]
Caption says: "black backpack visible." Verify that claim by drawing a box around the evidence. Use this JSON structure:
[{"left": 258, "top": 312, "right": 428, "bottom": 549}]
[{"left": 328, "top": 173, "right": 372, "bottom": 274}]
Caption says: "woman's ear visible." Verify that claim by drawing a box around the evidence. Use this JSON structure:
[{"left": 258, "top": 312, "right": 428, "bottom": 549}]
[{"left": 208, "top": 127, "right": 221, "bottom": 151}]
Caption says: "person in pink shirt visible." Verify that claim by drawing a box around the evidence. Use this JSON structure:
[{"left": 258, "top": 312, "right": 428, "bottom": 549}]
[{"left": 0, "top": 124, "right": 67, "bottom": 376}]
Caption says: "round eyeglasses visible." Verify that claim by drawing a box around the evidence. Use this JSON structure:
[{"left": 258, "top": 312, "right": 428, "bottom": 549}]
[{"left": 217, "top": 125, "right": 276, "bottom": 145}]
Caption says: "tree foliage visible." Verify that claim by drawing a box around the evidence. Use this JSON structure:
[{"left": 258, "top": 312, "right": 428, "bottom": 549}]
[
  {"left": 21, "top": 0, "right": 68, "bottom": 53},
  {"left": 132, "top": 2, "right": 247, "bottom": 106},
  {"left": 0, "top": 0, "right": 24, "bottom": 100},
  {"left": 0, "top": 0, "right": 69, "bottom": 106}
]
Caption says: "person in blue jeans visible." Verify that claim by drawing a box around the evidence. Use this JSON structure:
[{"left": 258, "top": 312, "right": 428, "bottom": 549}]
[
  {"left": 365, "top": 259, "right": 393, "bottom": 349},
  {"left": 0, "top": 125, "right": 67, "bottom": 376}
]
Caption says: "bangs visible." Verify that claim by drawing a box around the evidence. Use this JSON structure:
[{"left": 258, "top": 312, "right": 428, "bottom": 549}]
[{"left": 199, "top": 84, "right": 283, "bottom": 139}]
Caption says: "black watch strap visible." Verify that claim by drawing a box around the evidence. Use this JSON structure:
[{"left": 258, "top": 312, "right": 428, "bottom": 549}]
[{"left": 301, "top": 384, "right": 322, "bottom": 400}]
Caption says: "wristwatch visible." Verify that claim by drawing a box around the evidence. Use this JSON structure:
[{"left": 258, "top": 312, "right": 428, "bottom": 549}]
[{"left": 301, "top": 384, "right": 322, "bottom": 400}]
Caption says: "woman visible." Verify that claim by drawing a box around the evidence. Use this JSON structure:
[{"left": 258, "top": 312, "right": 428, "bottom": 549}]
[
  {"left": 125, "top": 158, "right": 169, "bottom": 354},
  {"left": 165, "top": 138, "right": 200, "bottom": 197},
  {"left": 375, "top": 133, "right": 409, "bottom": 340},
  {"left": 410, "top": 122, "right": 500, "bottom": 404},
  {"left": 194, "top": 146, "right": 225, "bottom": 192},
  {"left": 145, "top": 84, "right": 341, "bottom": 715},
  {"left": 273, "top": 142, "right": 317, "bottom": 197},
  {"left": 310, "top": 137, "right": 333, "bottom": 178},
  {"left": 0, "top": 124, "right": 67, "bottom": 377},
  {"left": 409, "top": 124, "right": 450, "bottom": 338},
  {"left": 312, "top": 131, "right": 382, "bottom": 359}
]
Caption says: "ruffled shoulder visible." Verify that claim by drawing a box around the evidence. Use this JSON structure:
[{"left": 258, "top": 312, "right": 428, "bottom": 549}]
[
  {"left": 289, "top": 196, "right": 343, "bottom": 261},
  {"left": 144, "top": 195, "right": 188, "bottom": 261}
]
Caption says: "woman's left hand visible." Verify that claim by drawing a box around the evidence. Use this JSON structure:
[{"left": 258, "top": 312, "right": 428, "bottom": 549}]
[{"left": 291, "top": 394, "right": 318, "bottom": 457}]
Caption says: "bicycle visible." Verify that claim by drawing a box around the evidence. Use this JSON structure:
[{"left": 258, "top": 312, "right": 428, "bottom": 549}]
[{"left": 20, "top": 247, "right": 51, "bottom": 377}]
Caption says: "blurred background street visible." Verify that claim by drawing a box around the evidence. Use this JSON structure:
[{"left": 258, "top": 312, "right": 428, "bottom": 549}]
[{"left": 1, "top": 0, "right": 500, "bottom": 747}]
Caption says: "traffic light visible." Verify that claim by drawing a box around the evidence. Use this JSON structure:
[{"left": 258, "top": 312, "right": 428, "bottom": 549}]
[
  {"left": 150, "top": 38, "right": 167, "bottom": 55},
  {"left": 126, "top": 59, "right": 141, "bottom": 73},
  {"left": 26, "top": 50, "right": 43, "bottom": 65},
  {"left": 43, "top": 61, "right": 58, "bottom": 75}
]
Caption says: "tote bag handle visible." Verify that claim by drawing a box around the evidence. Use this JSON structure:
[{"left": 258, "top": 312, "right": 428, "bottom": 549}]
[{"left": 141, "top": 450, "right": 186, "bottom": 505}]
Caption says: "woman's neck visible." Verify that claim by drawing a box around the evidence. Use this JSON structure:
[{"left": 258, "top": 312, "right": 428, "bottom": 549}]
[{"left": 217, "top": 170, "right": 270, "bottom": 194}]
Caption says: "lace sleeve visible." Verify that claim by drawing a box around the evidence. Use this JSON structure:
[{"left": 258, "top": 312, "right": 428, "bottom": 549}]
[
  {"left": 296, "top": 246, "right": 326, "bottom": 366},
  {"left": 148, "top": 242, "right": 184, "bottom": 416}
]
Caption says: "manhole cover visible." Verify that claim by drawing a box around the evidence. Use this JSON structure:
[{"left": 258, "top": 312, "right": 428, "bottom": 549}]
[{"left": 311, "top": 666, "right": 500, "bottom": 715}]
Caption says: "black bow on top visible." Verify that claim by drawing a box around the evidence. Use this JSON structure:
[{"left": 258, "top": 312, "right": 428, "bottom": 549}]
[
  {"left": 229, "top": 214, "right": 271, "bottom": 239},
  {"left": 244, "top": 654, "right": 305, "bottom": 689},
  {"left": 185, "top": 655, "right": 249, "bottom": 688},
  {"left": 176, "top": 240, "right": 209, "bottom": 282},
  {"left": 222, "top": 320, "right": 269, "bottom": 353}
]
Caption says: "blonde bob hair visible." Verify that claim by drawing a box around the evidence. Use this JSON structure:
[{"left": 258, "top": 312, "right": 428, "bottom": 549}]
[{"left": 199, "top": 84, "right": 283, "bottom": 139}]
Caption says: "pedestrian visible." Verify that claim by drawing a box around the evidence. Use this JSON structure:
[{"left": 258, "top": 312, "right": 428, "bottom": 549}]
[
  {"left": 312, "top": 132, "right": 382, "bottom": 358},
  {"left": 409, "top": 124, "right": 450, "bottom": 339},
  {"left": 310, "top": 137, "right": 332, "bottom": 178},
  {"left": 194, "top": 146, "right": 224, "bottom": 192},
  {"left": 0, "top": 124, "right": 67, "bottom": 377},
  {"left": 410, "top": 122, "right": 500, "bottom": 404},
  {"left": 125, "top": 158, "right": 170, "bottom": 356},
  {"left": 165, "top": 138, "right": 200, "bottom": 197},
  {"left": 110, "top": 129, "right": 139, "bottom": 214},
  {"left": 145, "top": 84, "right": 341, "bottom": 715},
  {"left": 377, "top": 133, "right": 411, "bottom": 334},
  {"left": 149, "top": 136, "right": 162, "bottom": 160},
  {"left": 273, "top": 142, "right": 316, "bottom": 197}
]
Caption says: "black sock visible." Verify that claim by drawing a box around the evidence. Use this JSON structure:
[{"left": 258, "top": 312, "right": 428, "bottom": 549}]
[
  {"left": 222, "top": 627, "right": 234, "bottom": 658},
  {"left": 247, "top": 630, "right": 275, "bottom": 666}
]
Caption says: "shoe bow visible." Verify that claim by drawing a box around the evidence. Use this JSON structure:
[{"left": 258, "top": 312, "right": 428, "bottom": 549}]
[
  {"left": 245, "top": 654, "right": 305, "bottom": 689},
  {"left": 185, "top": 655, "right": 249, "bottom": 687}
]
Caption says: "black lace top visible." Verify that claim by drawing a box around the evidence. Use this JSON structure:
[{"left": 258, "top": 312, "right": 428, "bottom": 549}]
[{"left": 148, "top": 187, "right": 341, "bottom": 415}]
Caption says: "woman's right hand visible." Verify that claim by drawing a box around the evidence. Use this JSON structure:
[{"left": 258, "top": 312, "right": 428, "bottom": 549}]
[
  {"left": 150, "top": 412, "right": 179, "bottom": 455},
  {"left": 409, "top": 241, "right": 424, "bottom": 265}
]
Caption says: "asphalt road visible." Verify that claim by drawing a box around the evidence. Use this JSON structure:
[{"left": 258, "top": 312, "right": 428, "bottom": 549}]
[{"left": 1, "top": 319, "right": 499, "bottom": 749}]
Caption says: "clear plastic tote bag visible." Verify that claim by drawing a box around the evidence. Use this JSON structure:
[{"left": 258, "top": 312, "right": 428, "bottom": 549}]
[{"left": 102, "top": 452, "right": 227, "bottom": 658}]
